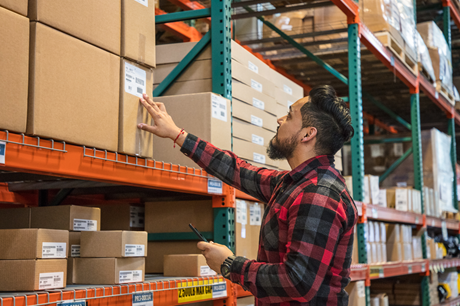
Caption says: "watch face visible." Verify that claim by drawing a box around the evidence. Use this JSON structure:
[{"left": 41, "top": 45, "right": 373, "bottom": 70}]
[{"left": 221, "top": 265, "right": 231, "bottom": 277}]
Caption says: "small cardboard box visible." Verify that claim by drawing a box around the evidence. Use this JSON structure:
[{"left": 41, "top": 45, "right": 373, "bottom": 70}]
[
  {"left": 121, "top": 0, "right": 156, "bottom": 67},
  {"left": 232, "top": 60, "right": 276, "bottom": 99},
  {"left": 146, "top": 241, "right": 200, "bottom": 273},
  {"left": 149, "top": 93, "right": 231, "bottom": 168},
  {"left": 69, "top": 232, "right": 81, "bottom": 258},
  {"left": 268, "top": 69, "right": 304, "bottom": 99},
  {"left": 380, "top": 243, "right": 387, "bottom": 263},
  {"left": 0, "top": 259, "right": 67, "bottom": 291},
  {"left": 235, "top": 200, "right": 264, "bottom": 260},
  {"left": 233, "top": 99, "right": 278, "bottom": 132},
  {"left": 386, "top": 188, "right": 408, "bottom": 211},
  {"left": 233, "top": 81, "right": 278, "bottom": 116},
  {"left": 0, "top": 0, "right": 27, "bottom": 16},
  {"left": 238, "top": 296, "right": 255, "bottom": 306},
  {"left": 233, "top": 137, "right": 278, "bottom": 167},
  {"left": 28, "top": 22, "right": 120, "bottom": 151},
  {"left": 80, "top": 231, "right": 147, "bottom": 258},
  {"left": 386, "top": 242, "right": 402, "bottom": 262},
  {"left": 231, "top": 40, "right": 273, "bottom": 78},
  {"left": 344, "top": 281, "right": 366, "bottom": 306},
  {"left": 233, "top": 118, "right": 275, "bottom": 148},
  {"left": 367, "top": 221, "right": 375, "bottom": 243},
  {"left": 378, "top": 189, "right": 387, "bottom": 207},
  {"left": 402, "top": 243, "right": 413, "bottom": 261},
  {"left": 0, "top": 6, "right": 29, "bottom": 133},
  {"left": 164, "top": 254, "right": 216, "bottom": 277},
  {"left": 373, "top": 222, "right": 381, "bottom": 243},
  {"left": 30, "top": 205, "right": 101, "bottom": 231},
  {"left": 98, "top": 204, "right": 145, "bottom": 231},
  {"left": 0, "top": 229, "right": 68, "bottom": 259},
  {"left": 67, "top": 258, "right": 76, "bottom": 285},
  {"left": 74, "top": 257, "right": 145, "bottom": 284},
  {"left": 274, "top": 87, "right": 300, "bottom": 107},
  {"left": 386, "top": 224, "right": 401, "bottom": 242},
  {"left": 0, "top": 207, "right": 30, "bottom": 229},
  {"left": 366, "top": 175, "right": 380, "bottom": 204},
  {"left": 119, "top": 59, "right": 154, "bottom": 157},
  {"left": 28, "top": 0, "right": 121, "bottom": 54}
]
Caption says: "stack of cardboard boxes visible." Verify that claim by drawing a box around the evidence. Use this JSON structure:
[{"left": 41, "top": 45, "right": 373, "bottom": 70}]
[
  {"left": 367, "top": 222, "right": 387, "bottom": 264},
  {"left": 345, "top": 281, "right": 366, "bottom": 306},
  {"left": 386, "top": 224, "right": 423, "bottom": 262}
]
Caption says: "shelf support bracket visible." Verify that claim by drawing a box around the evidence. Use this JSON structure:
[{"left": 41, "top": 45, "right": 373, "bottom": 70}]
[{"left": 49, "top": 188, "right": 74, "bottom": 206}]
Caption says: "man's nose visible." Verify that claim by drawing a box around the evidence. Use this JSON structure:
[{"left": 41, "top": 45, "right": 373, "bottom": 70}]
[{"left": 277, "top": 115, "right": 286, "bottom": 125}]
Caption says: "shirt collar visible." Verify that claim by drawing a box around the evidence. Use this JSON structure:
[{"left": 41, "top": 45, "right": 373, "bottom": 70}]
[{"left": 288, "top": 155, "right": 335, "bottom": 181}]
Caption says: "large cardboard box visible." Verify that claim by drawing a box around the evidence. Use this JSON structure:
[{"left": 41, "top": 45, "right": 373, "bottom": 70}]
[
  {"left": 233, "top": 60, "right": 276, "bottom": 99},
  {"left": 145, "top": 200, "right": 213, "bottom": 233},
  {"left": 0, "top": 207, "right": 30, "bottom": 229},
  {"left": 153, "top": 79, "right": 213, "bottom": 96},
  {"left": 0, "top": 229, "right": 68, "bottom": 259},
  {"left": 233, "top": 119, "right": 275, "bottom": 148},
  {"left": 121, "top": 0, "right": 156, "bottom": 67},
  {"left": 269, "top": 70, "right": 304, "bottom": 100},
  {"left": 233, "top": 81, "right": 278, "bottom": 116},
  {"left": 146, "top": 241, "right": 200, "bottom": 273},
  {"left": 80, "top": 231, "right": 147, "bottom": 258},
  {"left": 233, "top": 99, "right": 278, "bottom": 132},
  {"left": 67, "top": 258, "right": 76, "bottom": 285},
  {"left": 119, "top": 59, "right": 154, "bottom": 157},
  {"left": 233, "top": 138, "right": 277, "bottom": 167},
  {"left": 238, "top": 296, "right": 255, "bottom": 306},
  {"left": 231, "top": 41, "right": 272, "bottom": 78},
  {"left": 386, "top": 242, "right": 402, "bottom": 262},
  {"left": 98, "top": 204, "right": 145, "bottom": 231},
  {"left": 0, "top": 7, "right": 29, "bottom": 133},
  {"left": 386, "top": 188, "right": 408, "bottom": 211},
  {"left": 148, "top": 93, "right": 231, "bottom": 168},
  {"left": 28, "top": 22, "right": 120, "bottom": 151},
  {"left": 0, "top": 0, "right": 27, "bottom": 16},
  {"left": 28, "top": 0, "right": 121, "bottom": 54},
  {"left": 344, "top": 281, "right": 366, "bottom": 306},
  {"left": 69, "top": 232, "right": 81, "bottom": 258},
  {"left": 235, "top": 200, "right": 264, "bottom": 260},
  {"left": 164, "top": 254, "right": 216, "bottom": 277},
  {"left": 31, "top": 205, "right": 101, "bottom": 231},
  {"left": 0, "top": 259, "right": 66, "bottom": 291},
  {"left": 74, "top": 257, "right": 145, "bottom": 284}
]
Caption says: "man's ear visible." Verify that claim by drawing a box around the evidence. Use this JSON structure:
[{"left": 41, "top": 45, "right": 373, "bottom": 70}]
[{"left": 301, "top": 127, "right": 317, "bottom": 143}]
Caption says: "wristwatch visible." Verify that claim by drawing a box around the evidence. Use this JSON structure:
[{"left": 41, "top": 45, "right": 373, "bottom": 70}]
[{"left": 221, "top": 255, "right": 236, "bottom": 279}]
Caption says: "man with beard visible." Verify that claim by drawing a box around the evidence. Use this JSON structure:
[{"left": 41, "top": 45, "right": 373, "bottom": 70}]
[{"left": 137, "top": 85, "right": 357, "bottom": 306}]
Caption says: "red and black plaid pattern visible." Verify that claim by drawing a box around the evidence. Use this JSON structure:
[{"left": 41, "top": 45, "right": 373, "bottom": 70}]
[{"left": 181, "top": 134, "right": 358, "bottom": 306}]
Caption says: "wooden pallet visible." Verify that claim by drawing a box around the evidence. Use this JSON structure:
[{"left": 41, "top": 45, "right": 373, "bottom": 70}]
[
  {"left": 374, "top": 31, "right": 418, "bottom": 76},
  {"left": 436, "top": 80, "right": 455, "bottom": 105},
  {"left": 442, "top": 211, "right": 460, "bottom": 221},
  {"left": 419, "top": 64, "right": 436, "bottom": 85}
]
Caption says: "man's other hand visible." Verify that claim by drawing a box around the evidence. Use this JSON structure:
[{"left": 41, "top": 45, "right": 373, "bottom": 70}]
[{"left": 197, "top": 241, "right": 234, "bottom": 274}]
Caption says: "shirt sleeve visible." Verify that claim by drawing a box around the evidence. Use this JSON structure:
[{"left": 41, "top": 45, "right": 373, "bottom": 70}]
[
  {"left": 229, "top": 187, "right": 349, "bottom": 303},
  {"left": 180, "top": 133, "right": 287, "bottom": 203}
]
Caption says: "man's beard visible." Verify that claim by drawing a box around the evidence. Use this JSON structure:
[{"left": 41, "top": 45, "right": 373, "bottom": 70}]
[{"left": 267, "top": 131, "right": 299, "bottom": 160}]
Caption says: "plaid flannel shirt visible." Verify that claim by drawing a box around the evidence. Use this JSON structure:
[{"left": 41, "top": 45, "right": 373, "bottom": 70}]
[{"left": 181, "top": 134, "right": 358, "bottom": 306}]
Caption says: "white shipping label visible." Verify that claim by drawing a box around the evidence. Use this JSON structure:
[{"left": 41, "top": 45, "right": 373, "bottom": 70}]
[
  {"left": 42, "top": 242, "right": 66, "bottom": 258},
  {"left": 200, "top": 265, "right": 217, "bottom": 276},
  {"left": 125, "top": 62, "right": 147, "bottom": 98},
  {"left": 281, "top": 24, "right": 293, "bottom": 31},
  {"left": 283, "top": 84, "right": 293, "bottom": 95},
  {"left": 211, "top": 94, "right": 228, "bottom": 122},
  {"left": 370, "top": 144, "right": 384, "bottom": 157},
  {"left": 0, "top": 142, "right": 5, "bottom": 164},
  {"left": 251, "top": 79, "right": 263, "bottom": 92},
  {"left": 357, "top": 281, "right": 365, "bottom": 298},
  {"left": 253, "top": 152, "right": 266, "bottom": 164},
  {"left": 71, "top": 245, "right": 80, "bottom": 257},
  {"left": 236, "top": 200, "right": 247, "bottom": 225},
  {"left": 378, "top": 189, "right": 387, "bottom": 207},
  {"left": 252, "top": 97, "right": 265, "bottom": 110},
  {"left": 249, "top": 203, "right": 262, "bottom": 226},
  {"left": 73, "top": 219, "right": 97, "bottom": 231},
  {"left": 132, "top": 292, "right": 153, "bottom": 306},
  {"left": 39, "top": 272, "right": 64, "bottom": 290},
  {"left": 241, "top": 224, "right": 246, "bottom": 238},
  {"left": 252, "top": 134, "right": 264, "bottom": 146},
  {"left": 248, "top": 61, "right": 259, "bottom": 74},
  {"left": 212, "top": 283, "right": 227, "bottom": 299},
  {"left": 119, "top": 270, "right": 143, "bottom": 283},
  {"left": 369, "top": 176, "right": 380, "bottom": 204},
  {"left": 135, "top": 0, "right": 149, "bottom": 7},
  {"left": 250, "top": 115, "right": 263, "bottom": 127},
  {"left": 130, "top": 206, "right": 145, "bottom": 228},
  {"left": 393, "top": 143, "right": 404, "bottom": 157},
  {"left": 125, "top": 244, "right": 145, "bottom": 257},
  {"left": 395, "top": 189, "right": 408, "bottom": 211}
]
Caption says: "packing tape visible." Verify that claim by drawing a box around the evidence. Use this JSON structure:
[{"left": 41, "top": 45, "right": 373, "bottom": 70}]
[{"left": 138, "top": 33, "right": 146, "bottom": 63}]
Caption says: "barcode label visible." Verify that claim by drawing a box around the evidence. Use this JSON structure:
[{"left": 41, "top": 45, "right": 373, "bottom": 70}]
[
  {"left": 125, "top": 244, "right": 145, "bottom": 257},
  {"left": 73, "top": 219, "right": 98, "bottom": 231},
  {"left": 251, "top": 79, "right": 263, "bottom": 92},
  {"left": 135, "top": 0, "right": 149, "bottom": 7},
  {"left": 39, "top": 272, "right": 64, "bottom": 289},
  {"left": 236, "top": 200, "right": 247, "bottom": 225},
  {"left": 253, "top": 153, "right": 266, "bottom": 164},
  {"left": 283, "top": 84, "right": 293, "bottom": 95},
  {"left": 125, "top": 62, "right": 147, "bottom": 98},
  {"left": 119, "top": 270, "right": 143, "bottom": 283},
  {"left": 250, "top": 115, "right": 263, "bottom": 127},
  {"left": 249, "top": 203, "right": 262, "bottom": 226},
  {"left": 130, "top": 206, "right": 145, "bottom": 228},
  {"left": 42, "top": 242, "right": 67, "bottom": 258},
  {"left": 200, "top": 265, "right": 217, "bottom": 276},
  {"left": 211, "top": 94, "right": 228, "bottom": 122},
  {"left": 248, "top": 61, "right": 259, "bottom": 74},
  {"left": 71, "top": 245, "right": 80, "bottom": 257},
  {"left": 252, "top": 134, "right": 264, "bottom": 146},
  {"left": 252, "top": 97, "right": 265, "bottom": 110}
]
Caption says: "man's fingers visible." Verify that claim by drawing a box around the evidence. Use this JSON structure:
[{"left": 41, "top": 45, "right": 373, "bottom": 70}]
[
  {"left": 143, "top": 94, "right": 161, "bottom": 112},
  {"left": 139, "top": 97, "right": 158, "bottom": 116},
  {"left": 137, "top": 123, "right": 157, "bottom": 133},
  {"left": 156, "top": 102, "right": 166, "bottom": 112},
  {"left": 197, "top": 241, "right": 211, "bottom": 251}
]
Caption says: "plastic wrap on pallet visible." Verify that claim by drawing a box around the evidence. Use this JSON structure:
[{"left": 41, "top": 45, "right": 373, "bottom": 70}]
[
  {"left": 361, "top": 0, "right": 401, "bottom": 34},
  {"left": 396, "top": 0, "right": 416, "bottom": 55},
  {"left": 454, "top": 86, "right": 460, "bottom": 102},
  {"left": 417, "top": 21, "right": 453, "bottom": 92},
  {"left": 416, "top": 31, "right": 436, "bottom": 82}
]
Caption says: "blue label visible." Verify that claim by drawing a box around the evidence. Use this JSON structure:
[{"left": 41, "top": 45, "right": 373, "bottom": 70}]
[
  {"left": 0, "top": 143, "right": 5, "bottom": 155},
  {"left": 133, "top": 292, "right": 153, "bottom": 305},
  {"left": 209, "top": 180, "right": 222, "bottom": 188},
  {"left": 208, "top": 178, "right": 223, "bottom": 194},
  {"left": 213, "top": 284, "right": 226, "bottom": 292},
  {"left": 58, "top": 302, "right": 86, "bottom": 306}
]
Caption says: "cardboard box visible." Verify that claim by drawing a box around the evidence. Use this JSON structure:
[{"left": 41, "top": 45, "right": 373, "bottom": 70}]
[
  {"left": 370, "top": 243, "right": 378, "bottom": 264},
  {"left": 233, "top": 119, "right": 275, "bottom": 148},
  {"left": 363, "top": 176, "right": 371, "bottom": 203},
  {"left": 145, "top": 200, "right": 213, "bottom": 233},
  {"left": 238, "top": 296, "right": 255, "bottom": 306},
  {"left": 381, "top": 243, "right": 387, "bottom": 263},
  {"left": 402, "top": 243, "right": 412, "bottom": 261},
  {"left": 0, "top": 259, "right": 66, "bottom": 291},
  {"left": 371, "top": 293, "right": 389, "bottom": 306},
  {"left": 80, "top": 231, "right": 147, "bottom": 258},
  {"left": 380, "top": 222, "right": 386, "bottom": 242},
  {"left": 233, "top": 99, "right": 278, "bottom": 132},
  {"left": 0, "top": 229, "right": 68, "bottom": 259},
  {"left": 28, "top": 22, "right": 120, "bottom": 151},
  {"left": 378, "top": 189, "right": 387, "bottom": 207},
  {"left": 148, "top": 93, "right": 231, "bottom": 168},
  {"left": 156, "top": 42, "right": 211, "bottom": 64},
  {"left": 275, "top": 87, "right": 300, "bottom": 107},
  {"left": 0, "top": 0, "right": 27, "bottom": 16},
  {"left": 367, "top": 221, "right": 375, "bottom": 243},
  {"left": 119, "top": 59, "right": 154, "bottom": 157},
  {"left": 352, "top": 227, "right": 359, "bottom": 264},
  {"left": 28, "top": 0, "right": 121, "bottom": 54},
  {"left": 98, "top": 204, "right": 145, "bottom": 231},
  {"left": 0, "top": 6, "right": 29, "bottom": 132},
  {"left": 30, "top": 205, "right": 101, "bottom": 231},
  {"left": 67, "top": 258, "right": 76, "bottom": 285},
  {"left": 233, "top": 60, "right": 276, "bottom": 98},
  {"left": 146, "top": 241, "right": 200, "bottom": 273},
  {"left": 69, "top": 232, "right": 81, "bottom": 258},
  {"left": 366, "top": 175, "right": 380, "bottom": 204},
  {"left": 412, "top": 237, "right": 423, "bottom": 260},
  {"left": 0, "top": 207, "right": 30, "bottom": 229},
  {"left": 74, "top": 257, "right": 145, "bottom": 284},
  {"left": 387, "top": 242, "right": 402, "bottom": 262},
  {"left": 153, "top": 79, "right": 213, "bottom": 96},
  {"left": 233, "top": 138, "right": 277, "bottom": 167},
  {"left": 235, "top": 200, "right": 264, "bottom": 260},
  {"left": 386, "top": 188, "right": 408, "bottom": 211},
  {"left": 386, "top": 224, "right": 401, "bottom": 242},
  {"left": 233, "top": 81, "right": 278, "bottom": 116},
  {"left": 373, "top": 222, "right": 381, "bottom": 243},
  {"left": 344, "top": 281, "right": 366, "bottom": 306},
  {"left": 164, "top": 254, "right": 216, "bottom": 277},
  {"left": 121, "top": 0, "right": 155, "bottom": 67},
  {"left": 269, "top": 69, "right": 304, "bottom": 99},
  {"left": 154, "top": 59, "right": 211, "bottom": 84},
  {"left": 231, "top": 40, "right": 272, "bottom": 78}
]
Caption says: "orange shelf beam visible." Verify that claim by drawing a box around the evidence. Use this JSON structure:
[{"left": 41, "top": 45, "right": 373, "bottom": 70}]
[
  {"left": 426, "top": 216, "right": 460, "bottom": 232},
  {"left": 369, "top": 260, "right": 428, "bottom": 279},
  {"left": 235, "top": 189, "right": 259, "bottom": 202},
  {"left": 155, "top": 8, "right": 203, "bottom": 42},
  {"left": 350, "top": 264, "right": 369, "bottom": 281},
  {"left": 331, "top": 0, "right": 359, "bottom": 23},
  {"left": 366, "top": 203, "right": 424, "bottom": 225}
]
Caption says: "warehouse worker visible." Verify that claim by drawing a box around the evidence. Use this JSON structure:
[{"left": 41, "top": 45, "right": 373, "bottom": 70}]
[{"left": 138, "top": 85, "right": 358, "bottom": 306}]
